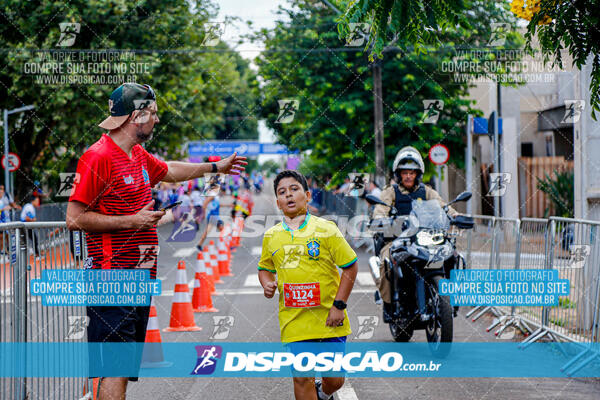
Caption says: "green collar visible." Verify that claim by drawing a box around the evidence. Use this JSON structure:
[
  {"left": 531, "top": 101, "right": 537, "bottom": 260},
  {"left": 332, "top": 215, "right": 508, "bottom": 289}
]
[{"left": 282, "top": 211, "right": 311, "bottom": 232}]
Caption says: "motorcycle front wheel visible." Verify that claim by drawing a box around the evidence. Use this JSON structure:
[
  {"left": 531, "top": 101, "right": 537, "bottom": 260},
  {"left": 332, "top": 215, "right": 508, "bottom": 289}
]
[
  {"left": 389, "top": 321, "right": 413, "bottom": 342},
  {"left": 425, "top": 275, "right": 453, "bottom": 357}
]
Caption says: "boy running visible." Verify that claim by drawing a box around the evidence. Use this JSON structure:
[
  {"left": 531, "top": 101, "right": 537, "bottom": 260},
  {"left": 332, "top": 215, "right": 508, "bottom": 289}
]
[{"left": 258, "top": 170, "right": 358, "bottom": 400}]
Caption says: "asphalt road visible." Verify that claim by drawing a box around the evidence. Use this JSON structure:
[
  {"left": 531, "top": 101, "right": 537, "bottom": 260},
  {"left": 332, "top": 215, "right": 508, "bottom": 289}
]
[{"left": 128, "top": 189, "right": 600, "bottom": 400}]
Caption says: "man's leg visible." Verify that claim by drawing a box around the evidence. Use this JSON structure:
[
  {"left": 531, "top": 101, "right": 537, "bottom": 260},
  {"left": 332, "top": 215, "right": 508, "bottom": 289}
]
[
  {"left": 292, "top": 376, "right": 317, "bottom": 400},
  {"left": 98, "top": 377, "right": 128, "bottom": 400},
  {"left": 377, "top": 243, "right": 393, "bottom": 322}
]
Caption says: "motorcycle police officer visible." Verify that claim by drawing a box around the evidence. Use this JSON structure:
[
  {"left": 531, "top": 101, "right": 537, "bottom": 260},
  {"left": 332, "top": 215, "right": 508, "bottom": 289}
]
[{"left": 372, "top": 146, "right": 458, "bottom": 322}]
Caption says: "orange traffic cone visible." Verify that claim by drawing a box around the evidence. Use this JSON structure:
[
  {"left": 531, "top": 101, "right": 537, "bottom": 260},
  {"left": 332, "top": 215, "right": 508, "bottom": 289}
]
[
  {"left": 82, "top": 378, "right": 99, "bottom": 400},
  {"left": 192, "top": 251, "right": 218, "bottom": 313},
  {"left": 217, "top": 236, "right": 232, "bottom": 277},
  {"left": 231, "top": 216, "right": 241, "bottom": 249},
  {"left": 225, "top": 223, "right": 234, "bottom": 264},
  {"left": 203, "top": 248, "right": 216, "bottom": 293},
  {"left": 142, "top": 297, "right": 173, "bottom": 368},
  {"left": 209, "top": 241, "right": 224, "bottom": 284},
  {"left": 163, "top": 260, "right": 201, "bottom": 332}
]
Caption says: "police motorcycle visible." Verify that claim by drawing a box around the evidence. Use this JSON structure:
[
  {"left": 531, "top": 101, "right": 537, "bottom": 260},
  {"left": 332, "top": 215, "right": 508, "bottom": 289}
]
[{"left": 365, "top": 192, "right": 474, "bottom": 357}]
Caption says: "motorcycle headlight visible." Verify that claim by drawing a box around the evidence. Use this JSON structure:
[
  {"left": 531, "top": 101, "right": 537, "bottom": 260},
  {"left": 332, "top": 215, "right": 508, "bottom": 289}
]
[{"left": 416, "top": 231, "right": 444, "bottom": 246}]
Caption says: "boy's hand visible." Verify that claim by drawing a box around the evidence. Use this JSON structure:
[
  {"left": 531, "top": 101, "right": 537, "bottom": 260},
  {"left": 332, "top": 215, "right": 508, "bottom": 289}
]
[
  {"left": 263, "top": 280, "right": 277, "bottom": 298},
  {"left": 326, "top": 307, "right": 345, "bottom": 327}
]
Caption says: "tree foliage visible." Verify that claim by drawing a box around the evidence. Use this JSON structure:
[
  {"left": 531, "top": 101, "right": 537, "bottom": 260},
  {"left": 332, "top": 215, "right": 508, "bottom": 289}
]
[
  {"left": 256, "top": 0, "right": 516, "bottom": 185},
  {"left": 0, "top": 0, "right": 257, "bottom": 201},
  {"left": 337, "top": 0, "right": 600, "bottom": 117},
  {"left": 336, "top": 0, "right": 466, "bottom": 57},
  {"left": 525, "top": 0, "right": 600, "bottom": 117},
  {"left": 537, "top": 169, "right": 574, "bottom": 218}
]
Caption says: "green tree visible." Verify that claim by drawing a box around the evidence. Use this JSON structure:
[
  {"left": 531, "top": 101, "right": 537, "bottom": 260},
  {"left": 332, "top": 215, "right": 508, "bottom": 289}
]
[
  {"left": 537, "top": 169, "right": 574, "bottom": 218},
  {"left": 255, "top": 0, "right": 513, "bottom": 185},
  {"left": 338, "top": 0, "right": 600, "bottom": 117},
  {"left": 525, "top": 0, "right": 600, "bottom": 117},
  {"left": 336, "top": 0, "right": 466, "bottom": 57},
  {"left": 0, "top": 0, "right": 255, "bottom": 201}
]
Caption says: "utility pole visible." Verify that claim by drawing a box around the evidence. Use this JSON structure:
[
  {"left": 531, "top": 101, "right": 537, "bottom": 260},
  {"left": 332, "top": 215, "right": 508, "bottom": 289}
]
[{"left": 373, "top": 59, "right": 386, "bottom": 188}]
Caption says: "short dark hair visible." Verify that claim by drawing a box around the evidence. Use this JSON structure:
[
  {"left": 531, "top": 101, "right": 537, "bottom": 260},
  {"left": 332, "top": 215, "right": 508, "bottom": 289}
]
[{"left": 274, "top": 170, "right": 309, "bottom": 194}]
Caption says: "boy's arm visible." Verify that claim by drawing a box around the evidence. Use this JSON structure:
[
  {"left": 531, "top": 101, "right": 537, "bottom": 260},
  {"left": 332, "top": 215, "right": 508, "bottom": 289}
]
[
  {"left": 258, "top": 269, "right": 277, "bottom": 298},
  {"left": 326, "top": 261, "right": 358, "bottom": 327}
]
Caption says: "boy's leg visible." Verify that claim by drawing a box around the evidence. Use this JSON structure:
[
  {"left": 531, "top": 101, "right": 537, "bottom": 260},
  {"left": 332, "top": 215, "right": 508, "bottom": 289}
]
[
  {"left": 98, "top": 377, "right": 128, "bottom": 400},
  {"left": 321, "top": 376, "right": 345, "bottom": 396},
  {"left": 293, "top": 376, "right": 318, "bottom": 400}
]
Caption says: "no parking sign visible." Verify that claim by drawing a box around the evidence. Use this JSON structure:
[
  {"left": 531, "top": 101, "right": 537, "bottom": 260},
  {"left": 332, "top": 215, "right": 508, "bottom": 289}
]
[{"left": 428, "top": 144, "right": 449, "bottom": 165}]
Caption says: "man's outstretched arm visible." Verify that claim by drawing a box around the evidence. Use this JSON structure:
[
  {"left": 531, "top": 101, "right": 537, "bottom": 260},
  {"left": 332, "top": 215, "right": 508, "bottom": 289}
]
[{"left": 162, "top": 153, "right": 248, "bottom": 183}]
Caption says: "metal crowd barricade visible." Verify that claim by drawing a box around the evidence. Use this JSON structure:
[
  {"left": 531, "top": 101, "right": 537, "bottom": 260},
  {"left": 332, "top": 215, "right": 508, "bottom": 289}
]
[
  {"left": 462, "top": 215, "right": 498, "bottom": 321},
  {"left": 0, "top": 222, "right": 88, "bottom": 400},
  {"left": 482, "top": 217, "right": 521, "bottom": 333},
  {"left": 548, "top": 217, "right": 600, "bottom": 375}
]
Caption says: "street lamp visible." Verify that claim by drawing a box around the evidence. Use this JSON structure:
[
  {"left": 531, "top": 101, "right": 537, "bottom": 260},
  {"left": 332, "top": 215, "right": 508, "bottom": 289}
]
[{"left": 3, "top": 104, "right": 35, "bottom": 200}]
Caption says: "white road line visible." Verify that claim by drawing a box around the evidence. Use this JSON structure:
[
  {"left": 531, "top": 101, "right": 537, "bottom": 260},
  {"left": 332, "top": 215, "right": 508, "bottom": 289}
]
[
  {"left": 356, "top": 272, "right": 375, "bottom": 286},
  {"left": 173, "top": 248, "right": 197, "bottom": 258},
  {"left": 244, "top": 274, "right": 261, "bottom": 287},
  {"left": 337, "top": 383, "right": 359, "bottom": 400},
  {"left": 251, "top": 246, "right": 262, "bottom": 256}
]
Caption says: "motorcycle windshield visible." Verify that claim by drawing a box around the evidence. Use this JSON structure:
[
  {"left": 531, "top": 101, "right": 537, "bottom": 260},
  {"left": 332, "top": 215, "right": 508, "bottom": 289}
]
[{"left": 409, "top": 199, "right": 450, "bottom": 230}]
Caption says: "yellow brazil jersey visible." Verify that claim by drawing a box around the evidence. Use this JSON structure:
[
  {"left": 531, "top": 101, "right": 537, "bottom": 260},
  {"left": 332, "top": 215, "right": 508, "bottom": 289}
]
[{"left": 258, "top": 213, "right": 357, "bottom": 343}]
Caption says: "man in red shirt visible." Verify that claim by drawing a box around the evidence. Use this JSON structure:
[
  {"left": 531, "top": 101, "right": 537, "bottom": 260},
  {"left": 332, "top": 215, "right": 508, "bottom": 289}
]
[{"left": 66, "top": 82, "right": 246, "bottom": 400}]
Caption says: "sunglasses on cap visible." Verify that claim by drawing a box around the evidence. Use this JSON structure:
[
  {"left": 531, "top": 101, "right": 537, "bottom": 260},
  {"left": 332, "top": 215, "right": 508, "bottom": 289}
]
[{"left": 142, "top": 84, "right": 156, "bottom": 101}]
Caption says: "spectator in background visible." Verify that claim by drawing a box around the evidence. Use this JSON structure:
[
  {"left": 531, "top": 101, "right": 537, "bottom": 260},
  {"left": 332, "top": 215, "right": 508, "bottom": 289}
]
[
  {"left": 20, "top": 195, "right": 40, "bottom": 256},
  {"left": 307, "top": 177, "right": 323, "bottom": 215},
  {"left": 368, "top": 180, "right": 382, "bottom": 199},
  {"left": 0, "top": 184, "right": 21, "bottom": 222},
  {"left": 178, "top": 189, "right": 192, "bottom": 222},
  {"left": 334, "top": 177, "right": 351, "bottom": 195},
  {"left": 190, "top": 186, "right": 204, "bottom": 230}
]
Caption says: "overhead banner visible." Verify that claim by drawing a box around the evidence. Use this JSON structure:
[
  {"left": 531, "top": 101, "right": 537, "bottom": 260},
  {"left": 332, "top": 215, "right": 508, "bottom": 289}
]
[{"left": 188, "top": 141, "right": 297, "bottom": 157}]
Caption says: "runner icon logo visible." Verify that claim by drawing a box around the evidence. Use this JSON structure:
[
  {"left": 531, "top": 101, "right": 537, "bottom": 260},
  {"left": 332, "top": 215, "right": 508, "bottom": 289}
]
[
  {"left": 65, "top": 316, "right": 90, "bottom": 340},
  {"left": 191, "top": 345, "right": 223, "bottom": 375},
  {"left": 210, "top": 316, "right": 235, "bottom": 339},
  {"left": 57, "top": 173, "right": 80, "bottom": 197},
  {"left": 57, "top": 22, "right": 80, "bottom": 47},
  {"left": 275, "top": 100, "right": 299, "bottom": 124},
  {"left": 488, "top": 22, "right": 510, "bottom": 47},
  {"left": 354, "top": 315, "right": 379, "bottom": 340}
]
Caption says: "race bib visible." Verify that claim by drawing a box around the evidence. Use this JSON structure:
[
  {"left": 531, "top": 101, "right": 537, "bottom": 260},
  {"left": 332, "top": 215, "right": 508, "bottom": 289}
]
[{"left": 283, "top": 282, "right": 321, "bottom": 308}]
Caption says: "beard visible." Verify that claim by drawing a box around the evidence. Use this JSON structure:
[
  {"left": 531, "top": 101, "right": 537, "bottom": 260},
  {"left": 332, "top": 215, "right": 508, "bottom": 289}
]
[{"left": 135, "top": 125, "right": 153, "bottom": 143}]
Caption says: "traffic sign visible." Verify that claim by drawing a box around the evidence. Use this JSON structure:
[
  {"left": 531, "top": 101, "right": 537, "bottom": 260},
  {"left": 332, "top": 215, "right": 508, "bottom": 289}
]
[
  {"left": 428, "top": 144, "right": 449, "bottom": 165},
  {"left": 1, "top": 153, "right": 20, "bottom": 172}
]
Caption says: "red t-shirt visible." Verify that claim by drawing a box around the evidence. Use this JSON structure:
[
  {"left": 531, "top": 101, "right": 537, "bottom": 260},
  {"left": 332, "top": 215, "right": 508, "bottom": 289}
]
[{"left": 69, "top": 134, "right": 168, "bottom": 278}]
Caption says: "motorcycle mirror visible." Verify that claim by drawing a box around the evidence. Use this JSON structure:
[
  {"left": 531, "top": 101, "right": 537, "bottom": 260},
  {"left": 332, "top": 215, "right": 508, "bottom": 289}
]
[{"left": 448, "top": 191, "right": 472, "bottom": 206}]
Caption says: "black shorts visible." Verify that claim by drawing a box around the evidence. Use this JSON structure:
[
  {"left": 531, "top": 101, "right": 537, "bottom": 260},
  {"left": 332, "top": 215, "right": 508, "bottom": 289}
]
[{"left": 87, "top": 306, "right": 150, "bottom": 381}]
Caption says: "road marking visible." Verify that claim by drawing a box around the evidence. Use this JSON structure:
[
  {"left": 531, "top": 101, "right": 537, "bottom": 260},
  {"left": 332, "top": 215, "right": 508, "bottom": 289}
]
[
  {"left": 337, "top": 382, "right": 359, "bottom": 400},
  {"left": 251, "top": 246, "right": 262, "bottom": 256},
  {"left": 173, "top": 248, "right": 197, "bottom": 258},
  {"left": 356, "top": 272, "right": 375, "bottom": 286},
  {"left": 244, "top": 274, "right": 261, "bottom": 287}
]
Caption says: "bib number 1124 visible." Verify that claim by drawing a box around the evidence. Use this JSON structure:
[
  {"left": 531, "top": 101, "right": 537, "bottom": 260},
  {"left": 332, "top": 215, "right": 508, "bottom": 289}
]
[{"left": 284, "top": 282, "right": 321, "bottom": 308}]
